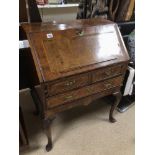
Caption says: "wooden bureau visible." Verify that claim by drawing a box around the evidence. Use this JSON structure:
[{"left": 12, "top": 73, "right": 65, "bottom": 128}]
[{"left": 21, "top": 18, "right": 129, "bottom": 152}]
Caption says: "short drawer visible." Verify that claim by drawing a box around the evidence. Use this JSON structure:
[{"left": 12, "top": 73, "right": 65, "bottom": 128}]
[
  {"left": 92, "top": 64, "right": 123, "bottom": 83},
  {"left": 47, "top": 73, "right": 89, "bottom": 96},
  {"left": 47, "top": 76, "right": 123, "bottom": 108}
]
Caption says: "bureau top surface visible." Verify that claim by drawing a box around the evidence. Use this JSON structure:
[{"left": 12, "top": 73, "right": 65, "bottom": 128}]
[{"left": 25, "top": 18, "right": 129, "bottom": 82}]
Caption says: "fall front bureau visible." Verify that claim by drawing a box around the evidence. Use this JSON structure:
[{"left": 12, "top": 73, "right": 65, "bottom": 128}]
[{"left": 22, "top": 18, "right": 129, "bottom": 152}]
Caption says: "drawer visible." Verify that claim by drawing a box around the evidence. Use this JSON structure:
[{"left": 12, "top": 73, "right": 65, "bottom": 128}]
[
  {"left": 92, "top": 65, "right": 123, "bottom": 83},
  {"left": 47, "top": 76, "right": 123, "bottom": 108},
  {"left": 47, "top": 73, "right": 89, "bottom": 96},
  {"left": 45, "top": 87, "right": 121, "bottom": 117}
]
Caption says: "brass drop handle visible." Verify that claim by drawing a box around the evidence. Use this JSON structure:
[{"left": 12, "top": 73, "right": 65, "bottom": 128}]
[
  {"left": 105, "top": 70, "right": 112, "bottom": 76},
  {"left": 65, "top": 95, "right": 73, "bottom": 100},
  {"left": 105, "top": 83, "right": 112, "bottom": 88},
  {"left": 87, "top": 88, "right": 91, "bottom": 92},
  {"left": 65, "top": 80, "right": 76, "bottom": 86}
]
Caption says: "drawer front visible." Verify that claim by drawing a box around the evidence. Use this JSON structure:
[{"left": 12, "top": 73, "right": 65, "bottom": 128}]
[
  {"left": 47, "top": 73, "right": 89, "bottom": 96},
  {"left": 92, "top": 65, "right": 123, "bottom": 83},
  {"left": 47, "top": 76, "right": 123, "bottom": 108},
  {"left": 45, "top": 87, "right": 120, "bottom": 117}
]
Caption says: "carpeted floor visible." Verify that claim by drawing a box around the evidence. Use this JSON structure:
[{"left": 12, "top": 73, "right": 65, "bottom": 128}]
[{"left": 20, "top": 89, "right": 135, "bottom": 155}]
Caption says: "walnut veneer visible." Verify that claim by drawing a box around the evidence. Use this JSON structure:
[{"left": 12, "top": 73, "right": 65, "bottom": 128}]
[{"left": 21, "top": 18, "right": 129, "bottom": 152}]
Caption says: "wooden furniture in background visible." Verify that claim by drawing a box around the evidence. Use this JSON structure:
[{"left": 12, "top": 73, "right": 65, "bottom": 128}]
[
  {"left": 22, "top": 18, "right": 129, "bottom": 152},
  {"left": 19, "top": 0, "right": 42, "bottom": 23},
  {"left": 19, "top": 0, "right": 28, "bottom": 22},
  {"left": 116, "top": 0, "right": 135, "bottom": 22}
]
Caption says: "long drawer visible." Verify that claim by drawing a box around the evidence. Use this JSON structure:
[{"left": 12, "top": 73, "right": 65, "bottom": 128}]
[
  {"left": 45, "top": 87, "right": 120, "bottom": 117},
  {"left": 47, "top": 76, "right": 123, "bottom": 108}
]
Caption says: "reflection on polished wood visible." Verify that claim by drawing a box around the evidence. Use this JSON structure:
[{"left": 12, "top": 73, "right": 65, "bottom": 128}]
[{"left": 22, "top": 18, "right": 129, "bottom": 152}]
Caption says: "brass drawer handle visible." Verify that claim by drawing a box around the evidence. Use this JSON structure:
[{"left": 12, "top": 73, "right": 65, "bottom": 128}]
[
  {"left": 87, "top": 88, "right": 94, "bottom": 93},
  {"left": 65, "top": 95, "right": 73, "bottom": 100},
  {"left": 65, "top": 80, "right": 76, "bottom": 86},
  {"left": 105, "top": 70, "right": 112, "bottom": 76},
  {"left": 105, "top": 83, "right": 112, "bottom": 88},
  {"left": 87, "top": 88, "right": 92, "bottom": 92}
]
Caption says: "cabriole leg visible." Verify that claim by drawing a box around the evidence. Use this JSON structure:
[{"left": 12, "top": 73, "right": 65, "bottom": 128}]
[
  {"left": 43, "top": 118, "right": 53, "bottom": 152},
  {"left": 109, "top": 91, "right": 122, "bottom": 123}
]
